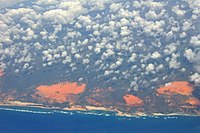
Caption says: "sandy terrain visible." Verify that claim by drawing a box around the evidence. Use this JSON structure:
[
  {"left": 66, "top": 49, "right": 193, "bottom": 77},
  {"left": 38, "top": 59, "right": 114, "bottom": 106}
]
[
  {"left": 35, "top": 82, "right": 86, "bottom": 103},
  {"left": 186, "top": 97, "right": 200, "bottom": 106},
  {"left": 0, "top": 69, "right": 4, "bottom": 77},
  {"left": 157, "top": 81, "right": 193, "bottom": 96},
  {"left": 123, "top": 94, "right": 144, "bottom": 106}
]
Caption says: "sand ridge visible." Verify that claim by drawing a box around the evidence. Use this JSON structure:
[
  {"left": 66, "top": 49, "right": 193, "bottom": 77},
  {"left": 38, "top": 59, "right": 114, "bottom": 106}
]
[
  {"left": 35, "top": 82, "right": 86, "bottom": 103},
  {"left": 156, "top": 81, "right": 193, "bottom": 96},
  {"left": 186, "top": 97, "right": 200, "bottom": 106},
  {"left": 0, "top": 69, "right": 4, "bottom": 77},
  {"left": 123, "top": 94, "right": 144, "bottom": 106}
]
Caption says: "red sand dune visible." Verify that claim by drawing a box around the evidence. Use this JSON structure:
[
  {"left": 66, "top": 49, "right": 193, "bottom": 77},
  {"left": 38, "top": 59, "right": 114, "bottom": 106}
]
[
  {"left": 86, "top": 98, "right": 103, "bottom": 106},
  {"left": 181, "top": 105, "right": 197, "bottom": 109},
  {"left": 156, "top": 81, "right": 193, "bottom": 96},
  {"left": 35, "top": 82, "right": 86, "bottom": 103},
  {"left": 0, "top": 69, "right": 4, "bottom": 77},
  {"left": 123, "top": 94, "right": 144, "bottom": 106},
  {"left": 186, "top": 97, "right": 200, "bottom": 106}
]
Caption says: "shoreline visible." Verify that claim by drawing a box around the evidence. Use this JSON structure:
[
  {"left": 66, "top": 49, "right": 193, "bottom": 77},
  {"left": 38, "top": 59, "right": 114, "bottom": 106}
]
[{"left": 0, "top": 101, "right": 200, "bottom": 118}]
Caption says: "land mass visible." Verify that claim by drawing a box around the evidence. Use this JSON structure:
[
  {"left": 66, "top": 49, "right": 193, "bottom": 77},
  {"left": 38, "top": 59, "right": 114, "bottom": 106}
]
[{"left": 0, "top": 81, "right": 200, "bottom": 117}]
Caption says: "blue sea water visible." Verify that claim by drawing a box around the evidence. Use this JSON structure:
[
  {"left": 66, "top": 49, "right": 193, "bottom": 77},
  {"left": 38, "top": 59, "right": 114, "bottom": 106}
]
[{"left": 0, "top": 107, "right": 199, "bottom": 133}]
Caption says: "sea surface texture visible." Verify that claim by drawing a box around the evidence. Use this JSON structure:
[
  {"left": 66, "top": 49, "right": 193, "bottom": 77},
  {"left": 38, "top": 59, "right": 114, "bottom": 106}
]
[{"left": 0, "top": 107, "right": 200, "bottom": 133}]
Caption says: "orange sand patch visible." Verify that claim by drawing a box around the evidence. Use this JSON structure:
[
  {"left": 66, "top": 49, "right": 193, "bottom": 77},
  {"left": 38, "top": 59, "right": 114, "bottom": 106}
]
[
  {"left": 86, "top": 98, "right": 103, "bottom": 106},
  {"left": 35, "top": 82, "right": 86, "bottom": 103},
  {"left": 181, "top": 106, "right": 197, "bottom": 109},
  {"left": 0, "top": 69, "right": 4, "bottom": 77},
  {"left": 156, "top": 81, "right": 193, "bottom": 96},
  {"left": 186, "top": 97, "right": 200, "bottom": 106},
  {"left": 123, "top": 94, "right": 144, "bottom": 106}
]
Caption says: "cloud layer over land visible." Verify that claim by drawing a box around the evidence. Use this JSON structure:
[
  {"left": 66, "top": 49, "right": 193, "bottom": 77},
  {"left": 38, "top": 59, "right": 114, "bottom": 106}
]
[{"left": 0, "top": 0, "right": 200, "bottom": 91}]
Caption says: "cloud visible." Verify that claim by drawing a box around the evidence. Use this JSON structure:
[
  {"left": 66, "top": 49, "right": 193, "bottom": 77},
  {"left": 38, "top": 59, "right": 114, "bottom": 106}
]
[
  {"left": 193, "top": 51, "right": 200, "bottom": 73},
  {"left": 83, "top": 58, "right": 90, "bottom": 64},
  {"left": 74, "top": 53, "right": 81, "bottom": 59},
  {"left": 35, "top": 0, "right": 58, "bottom": 5},
  {"left": 0, "top": 0, "right": 27, "bottom": 8},
  {"left": 128, "top": 53, "right": 137, "bottom": 62},
  {"left": 141, "top": 1, "right": 165, "bottom": 10},
  {"left": 133, "top": 1, "right": 142, "bottom": 9},
  {"left": 120, "top": 26, "right": 131, "bottom": 36},
  {"left": 172, "top": 5, "right": 186, "bottom": 17},
  {"left": 109, "top": 3, "right": 122, "bottom": 12},
  {"left": 146, "top": 63, "right": 155, "bottom": 72},
  {"left": 22, "top": 28, "right": 36, "bottom": 41},
  {"left": 168, "top": 53, "right": 181, "bottom": 69},
  {"left": 61, "top": 51, "right": 67, "bottom": 57},
  {"left": 145, "top": 11, "right": 159, "bottom": 20},
  {"left": 62, "top": 56, "right": 72, "bottom": 64},
  {"left": 190, "top": 73, "right": 200, "bottom": 85},
  {"left": 42, "top": 8, "right": 85, "bottom": 24},
  {"left": 151, "top": 51, "right": 161, "bottom": 59},
  {"left": 34, "top": 42, "right": 43, "bottom": 50},
  {"left": 182, "top": 21, "right": 192, "bottom": 31},
  {"left": 184, "top": 49, "right": 195, "bottom": 62},
  {"left": 6, "top": 8, "right": 35, "bottom": 18},
  {"left": 184, "top": 0, "right": 200, "bottom": 19},
  {"left": 0, "top": 0, "right": 200, "bottom": 91},
  {"left": 190, "top": 35, "right": 200, "bottom": 46}
]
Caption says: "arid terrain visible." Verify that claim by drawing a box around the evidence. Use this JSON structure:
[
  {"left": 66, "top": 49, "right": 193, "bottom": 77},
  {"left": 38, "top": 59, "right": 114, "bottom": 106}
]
[{"left": 0, "top": 79, "right": 200, "bottom": 117}]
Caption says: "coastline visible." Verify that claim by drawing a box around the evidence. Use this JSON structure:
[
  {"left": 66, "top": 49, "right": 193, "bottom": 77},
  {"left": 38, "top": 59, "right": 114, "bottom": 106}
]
[{"left": 0, "top": 101, "right": 200, "bottom": 118}]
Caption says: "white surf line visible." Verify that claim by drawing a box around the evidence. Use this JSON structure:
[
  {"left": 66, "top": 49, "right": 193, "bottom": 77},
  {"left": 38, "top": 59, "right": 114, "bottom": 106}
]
[{"left": 0, "top": 107, "right": 54, "bottom": 114}]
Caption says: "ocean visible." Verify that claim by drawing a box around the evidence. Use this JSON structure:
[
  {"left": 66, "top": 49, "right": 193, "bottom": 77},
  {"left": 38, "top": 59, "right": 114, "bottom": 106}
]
[{"left": 0, "top": 106, "right": 199, "bottom": 133}]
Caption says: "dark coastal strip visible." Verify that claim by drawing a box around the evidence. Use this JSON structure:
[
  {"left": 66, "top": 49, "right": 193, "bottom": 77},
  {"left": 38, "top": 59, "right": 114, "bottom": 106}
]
[{"left": 0, "top": 106, "right": 200, "bottom": 133}]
